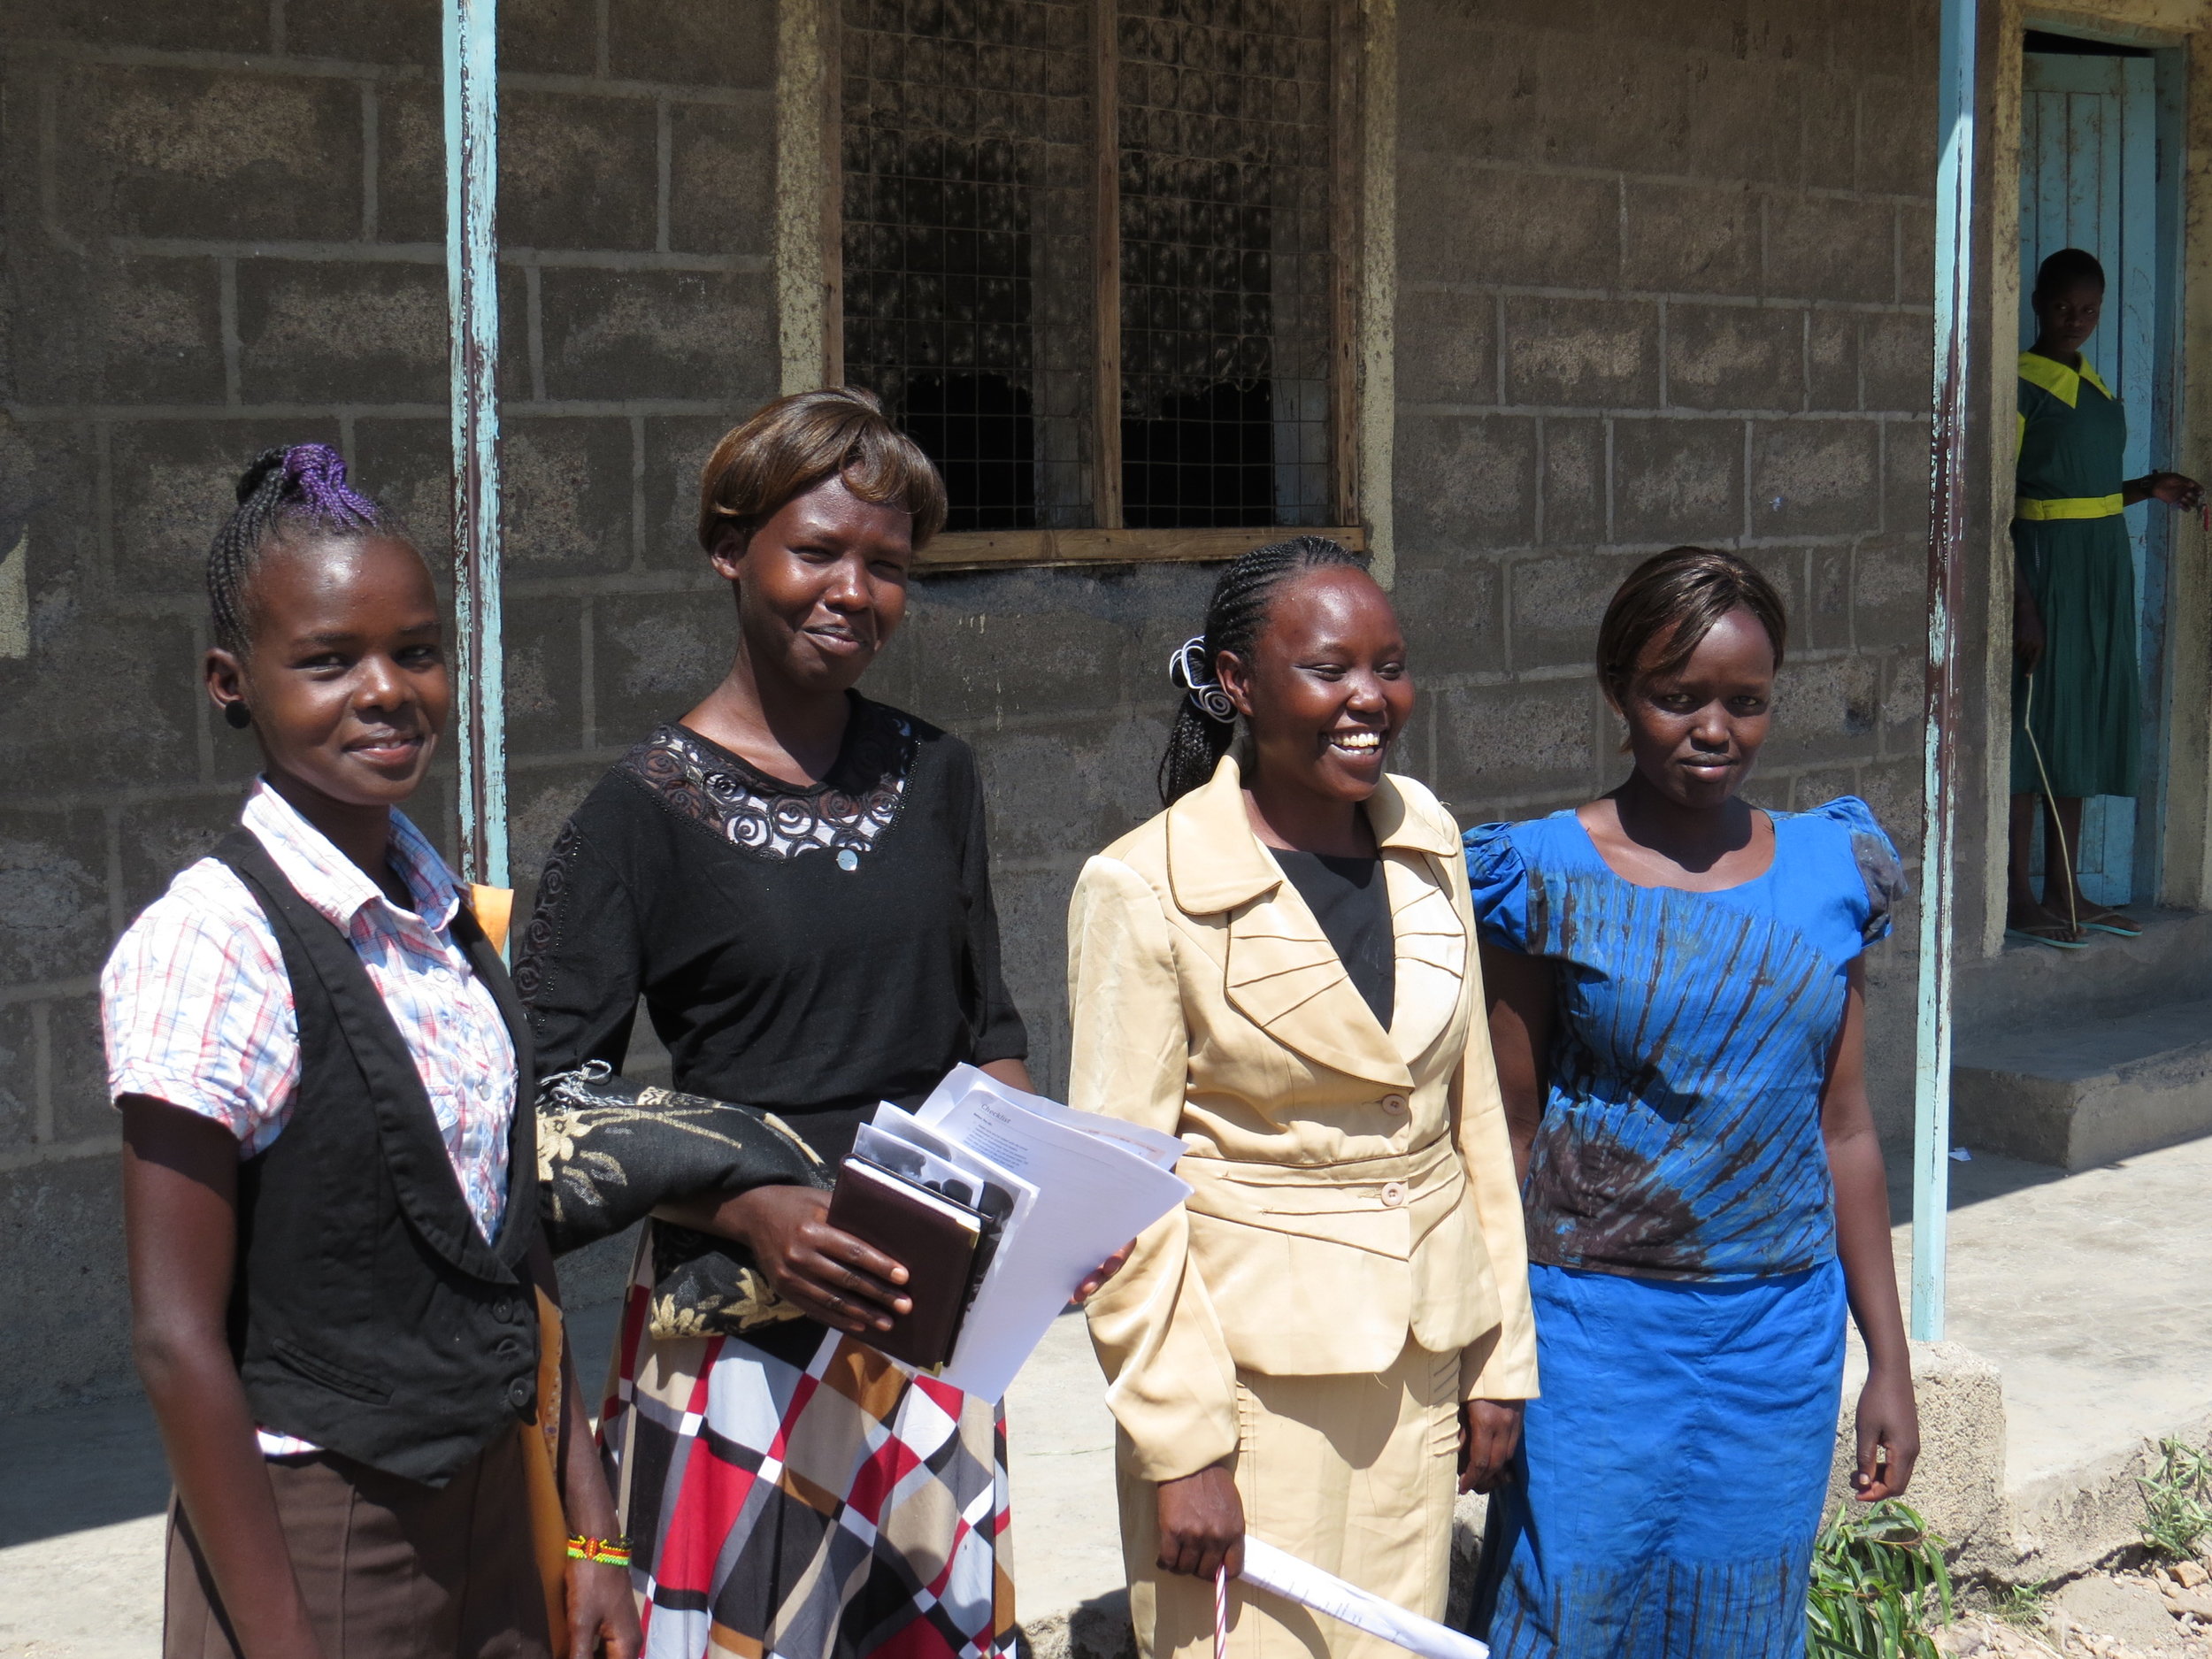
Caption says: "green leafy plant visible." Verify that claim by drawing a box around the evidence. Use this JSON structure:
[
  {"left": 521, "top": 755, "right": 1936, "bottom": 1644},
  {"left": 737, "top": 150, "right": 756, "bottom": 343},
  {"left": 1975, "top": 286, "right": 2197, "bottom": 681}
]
[
  {"left": 1806, "top": 1500, "right": 1954, "bottom": 1659},
  {"left": 1989, "top": 1578, "right": 2051, "bottom": 1628},
  {"left": 2139, "top": 1438, "right": 2212, "bottom": 1561}
]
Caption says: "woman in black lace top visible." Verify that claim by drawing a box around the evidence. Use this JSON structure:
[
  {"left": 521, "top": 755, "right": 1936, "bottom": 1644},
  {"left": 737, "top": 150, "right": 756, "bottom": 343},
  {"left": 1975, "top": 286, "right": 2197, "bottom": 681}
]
[
  {"left": 514, "top": 389, "right": 1032, "bottom": 1659},
  {"left": 518, "top": 699, "right": 1025, "bottom": 1162}
]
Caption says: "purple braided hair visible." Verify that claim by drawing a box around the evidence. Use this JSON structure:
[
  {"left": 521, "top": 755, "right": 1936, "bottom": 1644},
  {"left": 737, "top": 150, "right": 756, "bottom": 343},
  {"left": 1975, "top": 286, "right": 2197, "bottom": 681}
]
[
  {"left": 280, "top": 443, "right": 381, "bottom": 527},
  {"left": 206, "top": 442, "right": 410, "bottom": 656}
]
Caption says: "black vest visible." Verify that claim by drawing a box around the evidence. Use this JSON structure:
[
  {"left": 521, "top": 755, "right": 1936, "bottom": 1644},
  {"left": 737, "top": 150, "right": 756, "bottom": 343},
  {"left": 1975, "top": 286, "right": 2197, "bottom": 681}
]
[{"left": 213, "top": 829, "right": 541, "bottom": 1487}]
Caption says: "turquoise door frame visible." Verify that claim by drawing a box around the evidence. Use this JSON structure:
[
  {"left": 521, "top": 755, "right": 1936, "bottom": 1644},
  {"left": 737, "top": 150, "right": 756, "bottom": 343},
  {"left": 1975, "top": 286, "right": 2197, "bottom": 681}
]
[
  {"left": 2017, "top": 48, "right": 2169, "bottom": 907},
  {"left": 1913, "top": 0, "right": 1978, "bottom": 1344},
  {"left": 445, "top": 0, "right": 508, "bottom": 893}
]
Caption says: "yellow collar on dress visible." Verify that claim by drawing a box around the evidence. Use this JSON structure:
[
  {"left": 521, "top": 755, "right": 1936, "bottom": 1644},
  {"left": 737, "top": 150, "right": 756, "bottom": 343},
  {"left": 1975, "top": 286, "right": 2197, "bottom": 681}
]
[
  {"left": 2019, "top": 349, "right": 2114, "bottom": 408},
  {"left": 1163, "top": 752, "right": 1459, "bottom": 916}
]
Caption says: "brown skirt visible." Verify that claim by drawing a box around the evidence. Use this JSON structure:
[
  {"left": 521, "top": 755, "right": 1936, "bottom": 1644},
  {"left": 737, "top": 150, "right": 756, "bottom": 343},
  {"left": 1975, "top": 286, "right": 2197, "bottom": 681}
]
[{"left": 164, "top": 1430, "right": 553, "bottom": 1659}]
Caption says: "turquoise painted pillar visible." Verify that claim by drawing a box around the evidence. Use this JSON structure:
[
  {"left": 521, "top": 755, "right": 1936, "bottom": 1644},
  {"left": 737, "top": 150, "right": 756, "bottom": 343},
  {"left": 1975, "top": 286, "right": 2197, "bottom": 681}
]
[
  {"left": 445, "top": 0, "right": 507, "bottom": 889},
  {"left": 1913, "top": 0, "right": 1978, "bottom": 1342}
]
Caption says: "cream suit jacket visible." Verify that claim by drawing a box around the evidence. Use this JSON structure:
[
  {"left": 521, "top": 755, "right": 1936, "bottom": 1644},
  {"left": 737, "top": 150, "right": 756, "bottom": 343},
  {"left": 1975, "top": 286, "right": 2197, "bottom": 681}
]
[{"left": 1068, "top": 756, "right": 1538, "bottom": 1483}]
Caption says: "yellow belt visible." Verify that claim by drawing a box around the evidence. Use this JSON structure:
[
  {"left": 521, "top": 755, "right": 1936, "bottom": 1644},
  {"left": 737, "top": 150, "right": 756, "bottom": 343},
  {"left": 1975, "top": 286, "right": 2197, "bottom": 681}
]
[{"left": 2016, "top": 493, "right": 2124, "bottom": 520}]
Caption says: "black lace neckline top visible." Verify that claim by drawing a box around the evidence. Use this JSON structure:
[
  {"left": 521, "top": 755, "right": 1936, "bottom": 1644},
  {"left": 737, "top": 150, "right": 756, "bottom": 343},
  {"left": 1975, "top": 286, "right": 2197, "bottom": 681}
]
[
  {"left": 631, "top": 698, "right": 917, "bottom": 866},
  {"left": 513, "top": 696, "right": 1027, "bottom": 1162}
]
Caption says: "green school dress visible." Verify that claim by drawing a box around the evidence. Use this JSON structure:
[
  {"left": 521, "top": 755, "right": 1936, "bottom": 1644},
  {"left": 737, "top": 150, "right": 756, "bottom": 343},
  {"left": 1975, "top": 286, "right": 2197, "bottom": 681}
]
[{"left": 2012, "top": 349, "right": 2141, "bottom": 800}]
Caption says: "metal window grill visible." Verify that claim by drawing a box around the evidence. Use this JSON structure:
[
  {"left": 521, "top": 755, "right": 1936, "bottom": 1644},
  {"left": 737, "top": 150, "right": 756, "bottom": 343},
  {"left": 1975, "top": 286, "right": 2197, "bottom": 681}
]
[
  {"left": 1118, "top": 0, "right": 1333, "bottom": 529},
  {"left": 841, "top": 0, "right": 1094, "bottom": 532}
]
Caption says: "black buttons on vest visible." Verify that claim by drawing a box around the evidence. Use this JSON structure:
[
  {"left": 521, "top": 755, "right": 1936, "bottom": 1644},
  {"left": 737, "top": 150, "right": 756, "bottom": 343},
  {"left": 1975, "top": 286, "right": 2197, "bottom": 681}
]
[
  {"left": 493, "top": 1298, "right": 516, "bottom": 1322},
  {"left": 507, "top": 1377, "right": 535, "bottom": 1414}
]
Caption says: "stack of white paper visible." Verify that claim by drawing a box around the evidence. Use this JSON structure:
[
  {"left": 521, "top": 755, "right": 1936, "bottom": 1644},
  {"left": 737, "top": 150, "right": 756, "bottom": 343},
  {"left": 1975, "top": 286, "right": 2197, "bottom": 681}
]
[{"left": 851, "top": 1064, "right": 1190, "bottom": 1402}]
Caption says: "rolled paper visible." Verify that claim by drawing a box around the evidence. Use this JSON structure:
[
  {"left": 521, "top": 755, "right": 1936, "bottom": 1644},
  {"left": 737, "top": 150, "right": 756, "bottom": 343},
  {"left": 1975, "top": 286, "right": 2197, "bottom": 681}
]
[{"left": 1234, "top": 1537, "right": 1490, "bottom": 1659}]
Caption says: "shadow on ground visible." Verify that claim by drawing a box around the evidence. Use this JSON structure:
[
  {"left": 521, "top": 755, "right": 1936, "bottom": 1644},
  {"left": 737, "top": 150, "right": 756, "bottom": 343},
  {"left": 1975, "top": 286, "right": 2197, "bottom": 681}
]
[
  {"left": 1886, "top": 1143, "right": 2070, "bottom": 1217},
  {"left": 0, "top": 1298, "right": 627, "bottom": 1548}
]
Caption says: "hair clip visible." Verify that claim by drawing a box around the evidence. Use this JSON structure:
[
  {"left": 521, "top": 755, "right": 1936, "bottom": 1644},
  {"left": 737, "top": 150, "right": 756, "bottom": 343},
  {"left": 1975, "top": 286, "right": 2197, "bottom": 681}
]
[{"left": 1169, "top": 636, "right": 1237, "bottom": 725}]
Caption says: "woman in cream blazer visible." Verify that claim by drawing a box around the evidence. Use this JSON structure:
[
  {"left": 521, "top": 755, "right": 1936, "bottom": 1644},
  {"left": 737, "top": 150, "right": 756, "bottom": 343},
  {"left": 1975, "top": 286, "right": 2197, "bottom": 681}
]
[{"left": 1069, "top": 538, "right": 1536, "bottom": 1659}]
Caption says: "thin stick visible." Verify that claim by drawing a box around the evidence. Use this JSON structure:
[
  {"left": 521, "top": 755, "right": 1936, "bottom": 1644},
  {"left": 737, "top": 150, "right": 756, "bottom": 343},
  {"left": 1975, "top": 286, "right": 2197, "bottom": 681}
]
[{"left": 2021, "top": 670, "right": 2079, "bottom": 935}]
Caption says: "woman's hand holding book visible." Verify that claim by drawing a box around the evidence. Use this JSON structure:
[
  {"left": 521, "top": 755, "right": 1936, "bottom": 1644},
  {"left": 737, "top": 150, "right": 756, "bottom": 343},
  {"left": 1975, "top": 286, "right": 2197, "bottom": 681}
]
[{"left": 664, "top": 1183, "right": 912, "bottom": 1335}]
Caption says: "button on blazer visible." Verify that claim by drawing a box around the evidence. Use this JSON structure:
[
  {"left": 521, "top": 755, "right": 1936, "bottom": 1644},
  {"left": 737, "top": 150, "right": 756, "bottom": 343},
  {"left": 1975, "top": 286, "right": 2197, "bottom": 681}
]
[{"left": 1068, "top": 756, "right": 1537, "bottom": 1483}]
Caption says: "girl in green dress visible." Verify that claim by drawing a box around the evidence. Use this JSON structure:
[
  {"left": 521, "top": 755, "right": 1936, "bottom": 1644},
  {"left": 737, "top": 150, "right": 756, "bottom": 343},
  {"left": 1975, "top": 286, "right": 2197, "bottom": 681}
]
[{"left": 2010, "top": 247, "right": 2201, "bottom": 945}]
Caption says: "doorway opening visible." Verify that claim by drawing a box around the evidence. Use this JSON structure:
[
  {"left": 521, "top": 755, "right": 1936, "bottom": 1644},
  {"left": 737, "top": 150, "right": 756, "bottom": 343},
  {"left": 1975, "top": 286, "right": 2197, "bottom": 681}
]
[{"left": 2015, "top": 28, "right": 2184, "bottom": 910}]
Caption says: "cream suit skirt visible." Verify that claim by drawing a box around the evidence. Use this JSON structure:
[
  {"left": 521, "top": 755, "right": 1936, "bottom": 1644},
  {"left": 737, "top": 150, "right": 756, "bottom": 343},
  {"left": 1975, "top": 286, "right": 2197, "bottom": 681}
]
[{"left": 1118, "top": 1339, "right": 1462, "bottom": 1659}]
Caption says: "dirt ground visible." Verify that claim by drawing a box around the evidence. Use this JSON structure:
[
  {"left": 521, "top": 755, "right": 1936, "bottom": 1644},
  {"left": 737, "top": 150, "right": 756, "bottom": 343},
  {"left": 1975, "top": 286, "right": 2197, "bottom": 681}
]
[{"left": 1945, "top": 1557, "right": 2212, "bottom": 1659}]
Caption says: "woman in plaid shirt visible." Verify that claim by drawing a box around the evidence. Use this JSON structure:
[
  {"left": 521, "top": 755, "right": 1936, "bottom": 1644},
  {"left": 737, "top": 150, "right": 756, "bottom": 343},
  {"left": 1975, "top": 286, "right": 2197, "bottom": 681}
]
[{"left": 104, "top": 446, "right": 639, "bottom": 1659}]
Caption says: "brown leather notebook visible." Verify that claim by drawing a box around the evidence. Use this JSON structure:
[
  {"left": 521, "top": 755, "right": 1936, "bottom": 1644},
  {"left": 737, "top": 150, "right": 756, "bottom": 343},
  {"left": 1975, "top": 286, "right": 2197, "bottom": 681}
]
[{"left": 826, "top": 1157, "right": 989, "bottom": 1371}]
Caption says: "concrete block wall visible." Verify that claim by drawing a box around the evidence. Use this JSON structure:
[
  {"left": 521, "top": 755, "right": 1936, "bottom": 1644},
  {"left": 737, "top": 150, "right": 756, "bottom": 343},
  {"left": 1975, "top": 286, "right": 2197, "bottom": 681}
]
[
  {"left": 872, "top": 564, "right": 1230, "bottom": 1094},
  {"left": 0, "top": 0, "right": 778, "bottom": 1408},
  {"left": 1390, "top": 0, "right": 1940, "bottom": 1135},
  {"left": 0, "top": 0, "right": 1946, "bottom": 1409}
]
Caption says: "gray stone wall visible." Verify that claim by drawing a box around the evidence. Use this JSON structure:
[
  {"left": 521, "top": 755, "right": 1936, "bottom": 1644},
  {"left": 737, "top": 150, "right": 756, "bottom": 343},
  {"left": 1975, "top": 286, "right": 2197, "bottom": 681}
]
[
  {"left": 1389, "top": 0, "right": 1940, "bottom": 1134},
  {"left": 0, "top": 0, "right": 777, "bottom": 1407},
  {"left": 0, "top": 0, "right": 1940, "bottom": 1409}
]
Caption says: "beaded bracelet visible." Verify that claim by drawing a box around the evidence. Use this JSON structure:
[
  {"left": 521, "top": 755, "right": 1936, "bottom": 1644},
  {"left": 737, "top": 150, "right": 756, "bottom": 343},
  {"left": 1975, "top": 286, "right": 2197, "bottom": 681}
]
[{"left": 566, "top": 1533, "right": 634, "bottom": 1568}]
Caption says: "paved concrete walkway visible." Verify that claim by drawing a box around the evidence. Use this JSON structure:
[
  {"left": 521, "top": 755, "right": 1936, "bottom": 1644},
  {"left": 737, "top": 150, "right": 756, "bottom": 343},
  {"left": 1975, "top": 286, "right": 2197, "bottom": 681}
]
[
  {"left": 6, "top": 1137, "right": 2210, "bottom": 1655},
  {"left": 0, "top": 1302, "right": 1114, "bottom": 1659},
  {"left": 1893, "top": 1135, "right": 2212, "bottom": 1571},
  {"left": 1922, "top": 1136, "right": 2212, "bottom": 1499}
]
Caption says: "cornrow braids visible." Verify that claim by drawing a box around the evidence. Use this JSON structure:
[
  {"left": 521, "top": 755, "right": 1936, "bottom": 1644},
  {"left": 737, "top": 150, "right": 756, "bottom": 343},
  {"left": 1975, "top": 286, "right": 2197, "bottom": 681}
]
[
  {"left": 1156, "top": 534, "right": 1372, "bottom": 805},
  {"left": 206, "top": 444, "right": 398, "bottom": 657}
]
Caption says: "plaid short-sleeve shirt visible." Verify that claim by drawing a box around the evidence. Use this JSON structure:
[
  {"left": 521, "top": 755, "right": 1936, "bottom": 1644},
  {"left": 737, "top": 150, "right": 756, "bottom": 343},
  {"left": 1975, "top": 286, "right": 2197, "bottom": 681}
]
[{"left": 103, "top": 780, "right": 517, "bottom": 1226}]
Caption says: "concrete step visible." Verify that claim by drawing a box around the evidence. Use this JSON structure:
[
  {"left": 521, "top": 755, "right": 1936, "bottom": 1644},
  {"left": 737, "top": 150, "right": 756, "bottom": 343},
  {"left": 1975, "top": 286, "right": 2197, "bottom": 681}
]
[
  {"left": 1953, "top": 996, "right": 2212, "bottom": 1170},
  {"left": 1955, "top": 909, "right": 2212, "bottom": 1033}
]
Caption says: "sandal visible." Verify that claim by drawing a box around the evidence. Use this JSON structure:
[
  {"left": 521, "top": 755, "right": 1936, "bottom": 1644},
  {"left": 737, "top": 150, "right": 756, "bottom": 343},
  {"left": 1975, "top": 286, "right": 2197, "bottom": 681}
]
[
  {"left": 2006, "top": 921, "right": 2087, "bottom": 949},
  {"left": 2079, "top": 909, "right": 2143, "bottom": 938}
]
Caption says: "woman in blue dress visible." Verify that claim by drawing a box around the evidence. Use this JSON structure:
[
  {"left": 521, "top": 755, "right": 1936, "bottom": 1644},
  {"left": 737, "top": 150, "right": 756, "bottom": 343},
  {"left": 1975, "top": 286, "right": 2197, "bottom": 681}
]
[{"left": 1463, "top": 547, "right": 1918, "bottom": 1657}]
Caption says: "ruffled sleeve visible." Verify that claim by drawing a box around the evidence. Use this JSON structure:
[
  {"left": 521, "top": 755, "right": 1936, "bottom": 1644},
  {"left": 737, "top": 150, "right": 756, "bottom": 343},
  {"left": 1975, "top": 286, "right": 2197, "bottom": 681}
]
[
  {"left": 1807, "top": 796, "right": 1907, "bottom": 948},
  {"left": 1462, "top": 823, "right": 1533, "bottom": 953}
]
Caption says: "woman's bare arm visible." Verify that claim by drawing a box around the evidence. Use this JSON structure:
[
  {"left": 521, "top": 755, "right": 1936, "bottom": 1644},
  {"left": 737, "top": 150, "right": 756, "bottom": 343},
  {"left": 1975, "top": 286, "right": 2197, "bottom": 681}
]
[
  {"left": 122, "top": 1094, "right": 324, "bottom": 1659},
  {"left": 531, "top": 1238, "right": 641, "bottom": 1659},
  {"left": 1457, "top": 941, "right": 1552, "bottom": 1492},
  {"left": 2123, "top": 472, "right": 2204, "bottom": 509},
  {"left": 1820, "top": 960, "right": 1918, "bottom": 1501},
  {"left": 979, "top": 1058, "right": 1033, "bottom": 1093},
  {"left": 1481, "top": 941, "right": 1554, "bottom": 1184}
]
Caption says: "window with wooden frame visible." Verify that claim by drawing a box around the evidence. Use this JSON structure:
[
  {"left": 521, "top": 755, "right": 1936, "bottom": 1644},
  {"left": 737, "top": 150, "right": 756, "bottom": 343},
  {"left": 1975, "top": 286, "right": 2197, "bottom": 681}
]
[{"left": 824, "top": 0, "right": 1369, "bottom": 570}]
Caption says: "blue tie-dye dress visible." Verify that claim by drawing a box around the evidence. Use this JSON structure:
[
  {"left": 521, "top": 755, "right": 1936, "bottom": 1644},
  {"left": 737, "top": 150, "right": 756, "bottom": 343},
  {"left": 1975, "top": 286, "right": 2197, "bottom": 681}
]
[{"left": 1462, "top": 797, "right": 1903, "bottom": 1659}]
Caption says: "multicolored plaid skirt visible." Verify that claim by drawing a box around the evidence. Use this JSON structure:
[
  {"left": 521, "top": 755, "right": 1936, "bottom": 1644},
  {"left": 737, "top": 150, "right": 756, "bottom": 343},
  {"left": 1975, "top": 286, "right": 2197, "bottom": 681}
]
[{"left": 600, "top": 1232, "right": 1015, "bottom": 1659}]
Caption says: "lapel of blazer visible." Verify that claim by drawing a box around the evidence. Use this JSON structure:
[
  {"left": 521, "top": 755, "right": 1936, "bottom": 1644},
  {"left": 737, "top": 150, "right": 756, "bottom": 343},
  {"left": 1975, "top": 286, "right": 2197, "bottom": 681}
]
[
  {"left": 1368, "top": 780, "right": 1471, "bottom": 1071},
  {"left": 1166, "top": 757, "right": 1465, "bottom": 1089}
]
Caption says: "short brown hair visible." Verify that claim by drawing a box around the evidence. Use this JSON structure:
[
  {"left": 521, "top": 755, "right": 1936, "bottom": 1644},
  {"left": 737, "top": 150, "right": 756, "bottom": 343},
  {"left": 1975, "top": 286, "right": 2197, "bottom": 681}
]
[
  {"left": 695, "top": 387, "right": 949, "bottom": 556},
  {"left": 1596, "top": 546, "right": 1787, "bottom": 695}
]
